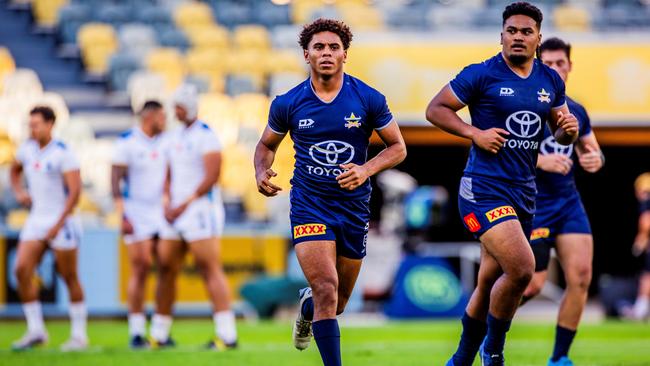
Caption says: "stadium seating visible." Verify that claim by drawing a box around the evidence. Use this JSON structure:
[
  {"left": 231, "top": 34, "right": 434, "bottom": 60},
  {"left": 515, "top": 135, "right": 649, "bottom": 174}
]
[
  {"left": 553, "top": 4, "right": 591, "bottom": 32},
  {"left": 77, "top": 23, "right": 118, "bottom": 75},
  {"left": 57, "top": 3, "right": 91, "bottom": 45},
  {"left": 31, "top": 0, "right": 67, "bottom": 28},
  {"left": 173, "top": 1, "right": 214, "bottom": 30},
  {"left": 145, "top": 47, "right": 186, "bottom": 91},
  {"left": 0, "top": 48, "right": 16, "bottom": 93},
  {"left": 184, "top": 24, "right": 230, "bottom": 50},
  {"left": 185, "top": 48, "right": 226, "bottom": 92}
]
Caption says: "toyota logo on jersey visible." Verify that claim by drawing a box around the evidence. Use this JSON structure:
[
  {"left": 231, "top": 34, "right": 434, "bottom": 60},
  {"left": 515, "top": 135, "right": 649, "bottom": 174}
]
[
  {"left": 540, "top": 135, "right": 573, "bottom": 157},
  {"left": 506, "top": 111, "right": 542, "bottom": 138},
  {"left": 309, "top": 140, "right": 355, "bottom": 166}
]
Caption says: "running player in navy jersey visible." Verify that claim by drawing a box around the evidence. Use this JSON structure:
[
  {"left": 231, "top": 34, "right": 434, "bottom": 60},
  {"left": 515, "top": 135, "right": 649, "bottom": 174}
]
[
  {"left": 425, "top": 3, "right": 578, "bottom": 365},
  {"left": 254, "top": 19, "right": 406, "bottom": 366},
  {"left": 520, "top": 38, "right": 604, "bottom": 366}
]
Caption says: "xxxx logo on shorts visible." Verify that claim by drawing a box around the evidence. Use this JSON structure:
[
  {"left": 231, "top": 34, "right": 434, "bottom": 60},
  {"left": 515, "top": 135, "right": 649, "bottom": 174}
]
[
  {"left": 293, "top": 223, "right": 327, "bottom": 239},
  {"left": 485, "top": 206, "right": 517, "bottom": 223},
  {"left": 463, "top": 213, "right": 481, "bottom": 233},
  {"left": 530, "top": 227, "right": 550, "bottom": 241}
]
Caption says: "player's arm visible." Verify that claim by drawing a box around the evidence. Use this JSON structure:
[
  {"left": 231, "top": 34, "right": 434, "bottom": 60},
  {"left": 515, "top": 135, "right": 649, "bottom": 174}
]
[
  {"left": 425, "top": 85, "right": 509, "bottom": 154},
  {"left": 634, "top": 210, "right": 650, "bottom": 256},
  {"left": 194, "top": 151, "right": 221, "bottom": 199},
  {"left": 575, "top": 133, "right": 604, "bottom": 173},
  {"left": 9, "top": 159, "right": 31, "bottom": 207},
  {"left": 337, "top": 121, "right": 406, "bottom": 191},
  {"left": 46, "top": 169, "right": 81, "bottom": 241},
  {"left": 548, "top": 104, "right": 579, "bottom": 146},
  {"left": 110, "top": 164, "right": 133, "bottom": 234},
  {"left": 254, "top": 126, "right": 286, "bottom": 197}
]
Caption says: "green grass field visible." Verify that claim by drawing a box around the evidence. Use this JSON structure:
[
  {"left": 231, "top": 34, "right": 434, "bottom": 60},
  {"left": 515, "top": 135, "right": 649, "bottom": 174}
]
[{"left": 0, "top": 319, "right": 649, "bottom": 366}]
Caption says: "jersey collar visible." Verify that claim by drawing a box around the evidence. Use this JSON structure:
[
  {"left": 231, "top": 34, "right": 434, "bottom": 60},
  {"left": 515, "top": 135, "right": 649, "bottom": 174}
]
[{"left": 308, "top": 74, "right": 346, "bottom": 105}]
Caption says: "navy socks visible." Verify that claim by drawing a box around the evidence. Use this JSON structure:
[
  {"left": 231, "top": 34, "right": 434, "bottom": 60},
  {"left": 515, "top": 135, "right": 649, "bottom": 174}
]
[
  {"left": 313, "top": 319, "right": 341, "bottom": 366},
  {"left": 484, "top": 313, "right": 512, "bottom": 356},
  {"left": 451, "top": 312, "right": 488, "bottom": 366},
  {"left": 551, "top": 325, "right": 576, "bottom": 362}
]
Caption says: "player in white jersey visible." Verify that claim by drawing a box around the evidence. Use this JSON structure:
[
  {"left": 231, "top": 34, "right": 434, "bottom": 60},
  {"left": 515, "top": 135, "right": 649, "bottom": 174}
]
[
  {"left": 150, "top": 85, "right": 237, "bottom": 349},
  {"left": 9, "top": 106, "right": 88, "bottom": 351},
  {"left": 111, "top": 101, "right": 167, "bottom": 348}
]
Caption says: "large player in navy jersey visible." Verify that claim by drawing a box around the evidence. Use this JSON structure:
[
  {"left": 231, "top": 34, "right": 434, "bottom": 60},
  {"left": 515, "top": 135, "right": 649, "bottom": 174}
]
[
  {"left": 520, "top": 38, "right": 604, "bottom": 366},
  {"left": 425, "top": 3, "right": 578, "bottom": 366},
  {"left": 254, "top": 19, "right": 406, "bottom": 366}
]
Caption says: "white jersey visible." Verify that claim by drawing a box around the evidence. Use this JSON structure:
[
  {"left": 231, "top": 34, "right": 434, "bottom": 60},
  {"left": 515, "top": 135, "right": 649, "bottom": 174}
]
[
  {"left": 16, "top": 139, "right": 79, "bottom": 219},
  {"left": 112, "top": 127, "right": 167, "bottom": 205},
  {"left": 165, "top": 120, "right": 222, "bottom": 206}
]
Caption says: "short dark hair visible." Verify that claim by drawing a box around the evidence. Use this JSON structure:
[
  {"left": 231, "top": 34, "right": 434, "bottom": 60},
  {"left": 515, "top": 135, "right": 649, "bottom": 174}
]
[
  {"left": 139, "top": 100, "right": 163, "bottom": 114},
  {"left": 540, "top": 37, "right": 571, "bottom": 61},
  {"left": 30, "top": 106, "right": 56, "bottom": 124},
  {"left": 299, "top": 18, "right": 353, "bottom": 50},
  {"left": 503, "top": 2, "right": 543, "bottom": 29}
]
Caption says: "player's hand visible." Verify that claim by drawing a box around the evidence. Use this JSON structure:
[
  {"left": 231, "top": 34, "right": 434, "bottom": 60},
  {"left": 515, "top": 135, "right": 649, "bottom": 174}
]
[
  {"left": 44, "top": 222, "right": 63, "bottom": 243},
  {"left": 121, "top": 215, "right": 134, "bottom": 235},
  {"left": 632, "top": 235, "right": 649, "bottom": 256},
  {"left": 538, "top": 154, "right": 573, "bottom": 175},
  {"left": 15, "top": 190, "right": 32, "bottom": 207},
  {"left": 557, "top": 111, "right": 579, "bottom": 137},
  {"left": 336, "top": 163, "right": 369, "bottom": 191},
  {"left": 578, "top": 144, "right": 602, "bottom": 173},
  {"left": 472, "top": 128, "right": 509, "bottom": 154},
  {"left": 256, "top": 168, "right": 282, "bottom": 197},
  {"left": 165, "top": 203, "right": 188, "bottom": 223}
]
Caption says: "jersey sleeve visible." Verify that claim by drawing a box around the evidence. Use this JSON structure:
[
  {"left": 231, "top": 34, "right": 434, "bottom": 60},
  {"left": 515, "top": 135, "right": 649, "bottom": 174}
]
[
  {"left": 551, "top": 70, "right": 567, "bottom": 109},
  {"left": 576, "top": 104, "right": 592, "bottom": 137},
  {"left": 61, "top": 147, "right": 80, "bottom": 172},
  {"left": 111, "top": 138, "right": 129, "bottom": 165},
  {"left": 448, "top": 63, "right": 484, "bottom": 105},
  {"left": 200, "top": 129, "right": 222, "bottom": 154},
  {"left": 267, "top": 96, "right": 289, "bottom": 134},
  {"left": 368, "top": 90, "right": 394, "bottom": 130}
]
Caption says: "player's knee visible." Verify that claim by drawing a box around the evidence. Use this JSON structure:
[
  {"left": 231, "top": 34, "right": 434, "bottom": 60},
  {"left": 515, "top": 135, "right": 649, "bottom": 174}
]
[
  {"left": 14, "top": 263, "right": 32, "bottom": 283},
  {"left": 510, "top": 264, "right": 534, "bottom": 290},
  {"left": 59, "top": 270, "right": 79, "bottom": 286},
  {"left": 311, "top": 277, "right": 338, "bottom": 307},
  {"left": 568, "top": 265, "right": 592, "bottom": 291},
  {"left": 158, "top": 260, "right": 178, "bottom": 277}
]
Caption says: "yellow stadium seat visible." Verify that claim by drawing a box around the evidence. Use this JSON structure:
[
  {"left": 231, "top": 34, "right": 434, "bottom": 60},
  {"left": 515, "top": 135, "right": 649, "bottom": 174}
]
[
  {"left": 184, "top": 24, "right": 230, "bottom": 50},
  {"left": 0, "top": 47, "right": 16, "bottom": 93},
  {"left": 77, "top": 23, "right": 118, "bottom": 74},
  {"left": 233, "top": 25, "right": 270, "bottom": 51},
  {"left": 32, "top": 0, "right": 68, "bottom": 27},
  {"left": 198, "top": 93, "right": 239, "bottom": 146},
  {"left": 146, "top": 48, "right": 186, "bottom": 91},
  {"left": 266, "top": 49, "right": 305, "bottom": 74},
  {"left": 336, "top": 3, "right": 384, "bottom": 30},
  {"left": 174, "top": 2, "right": 214, "bottom": 30},
  {"left": 185, "top": 48, "right": 227, "bottom": 92},
  {"left": 553, "top": 5, "right": 591, "bottom": 32},
  {"left": 291, "top": 0, "right": 322, "bottom": 24},
  {"left": 7, "top": 209, "right": 29, "bottom": 229},
  {"left": 233, "top": 93, "right": 270, "bottom": 131},
  {"left": 220, "top": 144, "right": 253, "bottom": 196}
]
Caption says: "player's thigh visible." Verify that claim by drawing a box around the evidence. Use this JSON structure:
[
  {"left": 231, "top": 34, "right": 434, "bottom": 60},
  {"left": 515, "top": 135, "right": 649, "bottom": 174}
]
[
  {"left": 480, "top": 219, "right": 534, "bottom": 271},
  {"left": 157, "top": 239, "right": 186, "bottom": 270},
  {"left": 555, "top": 233, "right": 593, "bottom": 282},
  {"left": 53, "top": 247, "right": 80, "bottom": 279},
  {"left": 336, "top": 255, "right": 362, "bottom": 299},
  {"left": 127, "top": 239, "right": 155, "bottom": 268},
  {"left": 477, "top": 247, "right": 503, "bottom": 286},
  {"left": 14, "top": 240, "right": 48, "bottom": 274},
  {"left": 295, "top": 240, "right": 338, "bottom": 287},
  {"left": 187, "top": 237, "right": 221, "bottom": 269}
]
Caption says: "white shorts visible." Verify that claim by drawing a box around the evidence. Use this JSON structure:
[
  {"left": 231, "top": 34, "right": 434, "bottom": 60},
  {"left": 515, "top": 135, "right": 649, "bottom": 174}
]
[
  {"left": 123, "top": 201, "right": 165, "bottom": 245},
  {"left": 19, "top": 214, "right": 82, "bottom": 250},
  {"left": 160, "top": 196, "right": 225, "bottom": 243}
]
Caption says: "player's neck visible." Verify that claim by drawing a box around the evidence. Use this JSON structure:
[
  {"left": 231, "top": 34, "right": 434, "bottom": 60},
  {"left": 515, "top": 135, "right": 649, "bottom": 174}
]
[
  {"left": 182, "top": 119, "right": 197, "bottom": 128},
  {"left": 310, "top": 72, "right": 344, "bottom": 102},
  {"left": 37, "top": 136, "right": 52, "bottom": 149},
  {"left": 140, "top": 124, "right": 155, "bottom": 138},
  {"left": 501, "top": 52, "right": 535, "bottom": 78}
]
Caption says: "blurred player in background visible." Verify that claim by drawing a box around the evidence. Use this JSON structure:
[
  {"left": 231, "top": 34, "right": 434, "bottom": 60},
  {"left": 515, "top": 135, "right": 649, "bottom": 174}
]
[
  {"left": 254, "top": 18, "right": 406, "bottom": 366},
  {"left": 425, "top": 3, "right": 578, "bottom": 365},
  {"left": 521, "top": 37, "right": 604, "bottom": 366},
  {"left": 111, "top": 100, "right": 167, "bottom": 348},
  {"left": 9, "top": 106, "right": 88, "bottom": 351},
  {"left": 623, "top": 172, "right": 650, "bottom": 320},
  {"left": 152, "top": 85, "right": 237, "bottom": 350}
]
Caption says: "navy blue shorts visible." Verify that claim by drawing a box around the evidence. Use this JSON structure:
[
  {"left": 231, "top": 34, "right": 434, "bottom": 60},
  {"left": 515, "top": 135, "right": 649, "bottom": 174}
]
[
  {"left": 290, "top": 188, "right": 370, "bottom": 259},
  {"left": 530, "top": 190, "right": 591, "bottom": 272},
  {"left": 457, "top": 175, "right": 535, "bottom": 240}
]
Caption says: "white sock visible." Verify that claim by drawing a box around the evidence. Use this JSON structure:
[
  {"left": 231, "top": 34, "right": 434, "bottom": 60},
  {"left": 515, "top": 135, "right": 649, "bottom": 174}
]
[
  {"left": 69, "top": 302, "right": 87, "bottom": 340},
  {"left": 128, "top": 313, "right": 147, "bottom": 337},
  {"left": 150, "top": 314, "right": 172, "bottom": 342},
  {"left": 213, "top": 310, "right": 237, "bottom": 344},
  {"left": 633, "top": 297, "right": 649, "bottom": 319},
  {"left": 22, "top": 301, "right": 46, "bottom": 335}
]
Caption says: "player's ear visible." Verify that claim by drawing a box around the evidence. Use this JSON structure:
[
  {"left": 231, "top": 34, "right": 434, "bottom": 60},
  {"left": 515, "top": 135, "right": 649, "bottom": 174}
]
[
  {"left": 343, "top": 50, "right": 347, "bottom": 63},
  {"left": 499, "top": 32, "right": 503, "bottom": 45},
  {"left": 303, "top": 49, "right": 309, "bottom": 63}
]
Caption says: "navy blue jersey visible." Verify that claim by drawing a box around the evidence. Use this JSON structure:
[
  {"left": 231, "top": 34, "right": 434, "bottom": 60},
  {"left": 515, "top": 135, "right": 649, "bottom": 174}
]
[
  {"left": 536, "top": 97, "right": 592, "bottom": 196},
  {"left": 449, "top": 53, "right": 567, "bottom": 188},
  {"left": 268, "top": 74, "right": 394, "bottom": 200},
  {"left": 641, "top": 199, "right": 650, "bottom": 213}
]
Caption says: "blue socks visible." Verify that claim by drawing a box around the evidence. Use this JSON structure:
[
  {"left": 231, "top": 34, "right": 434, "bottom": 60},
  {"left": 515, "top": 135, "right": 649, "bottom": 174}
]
[
  {"left": 551, "top": 325, "right": 576, "bottom": 362},
  {"left": 484, "top": 313, "right": 512, "bottom": 356},
  {"left": 301, "top": 296, "right": 314, "bottom": 321},
  {"left": 313, "top": 319, "right": 341, "bottom": 366},
  {"left": 451, "top": 312, "right": 488, "bottom": 366}
]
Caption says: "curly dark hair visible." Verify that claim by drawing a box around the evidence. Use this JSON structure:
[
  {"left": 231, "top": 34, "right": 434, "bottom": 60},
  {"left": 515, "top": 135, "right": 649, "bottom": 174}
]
[
  {"left": 502, "top": 2, "right": 543, "bottom": 29},
  {"left": 30, "top": 105, "right": 56, "bottom": 124},
  {"left": 540, "top": 37, "right": 571, "bottom": 61},
  {"left": 298, "top": 18, "right": 353, "bottom": 50}
]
